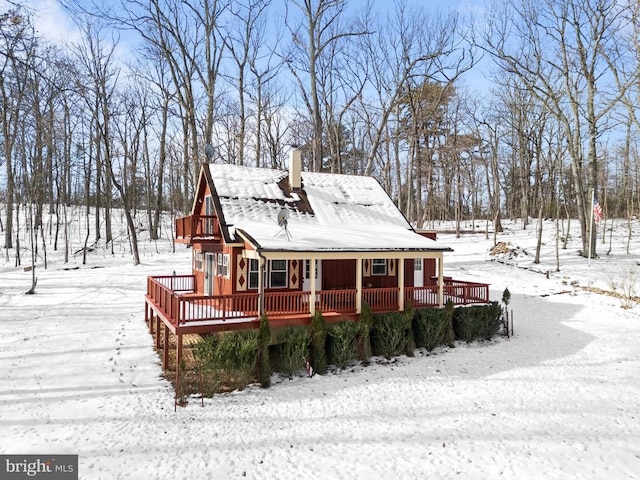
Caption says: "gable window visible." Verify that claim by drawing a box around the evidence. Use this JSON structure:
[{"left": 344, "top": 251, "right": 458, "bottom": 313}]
[
  {"left": 194, "top": 250, "right": 203, "bottom": 271},
  {"left": 217, "top": 253, "right": 229, "bottom": 278},
  {"left": 269, "top": 260, "right": 287, "bottom": 288},
  {"left": 372, "top": 258, "right": 387, "bottom": 276},
  {"left": 248, "top": 259, "right": 259, "bottom": 289},
  {"left": 204, "top": 195, "right": 214, "bottom": 235}
]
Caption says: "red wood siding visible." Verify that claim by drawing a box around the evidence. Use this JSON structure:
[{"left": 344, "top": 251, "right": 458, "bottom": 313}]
[
  {"left": 322, "top": 259, "right": 356, "bottom": 289},
  {"left": 404, "top": 259, "right": 414, "bottom": 287},
  {"left": 424, "top": 258, "right": 436, "bottom": 285},
  {"left": 417, "top": 230, "right": 437, "bottom": 240},
  {"left": 322, "top": 258, "right": 402, "bottom": 290},
  {"left": 363, "top": 259, "right": 398, "bottom": 289}
]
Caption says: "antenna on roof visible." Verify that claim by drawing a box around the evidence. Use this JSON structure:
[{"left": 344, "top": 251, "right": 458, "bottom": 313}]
[{"left": 276, "top": 208, "right": 292, "bottom": 241}]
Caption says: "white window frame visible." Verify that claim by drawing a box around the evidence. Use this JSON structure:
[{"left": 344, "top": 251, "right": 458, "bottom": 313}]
[
  {"left": 193, "top": 250, "right": 203, "bottom": 271},
  {"left": 269, "top": 259, "right": 288, "bottom": 288},
  {"left": 248, "top": 258, "right": 259, "bottom": 289},
  {"left": 304, "top": 259, "right": 318, "bottom": 279},
  {"left": 204, "top": 195, "right": 214, "bottom": 235},
  {"left": 217, "top": 253, "right": 229, "bottom": 278},
  {"left": 372, "top": 258, "right": 387, "bottom": 276}
]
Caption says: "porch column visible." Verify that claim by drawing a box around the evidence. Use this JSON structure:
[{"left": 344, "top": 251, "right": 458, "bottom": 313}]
[
  {"left": 309, "top": 258, "right": 316, "bottom": 316},
  {"left": 437, "top": 254, "right": 444, "bottom": 308},
  {"left": 355, "top": 258, "right": 363, "bottom": 314},
  {"left": 398, "top": 258, "right": 405, "bottom": 311}
]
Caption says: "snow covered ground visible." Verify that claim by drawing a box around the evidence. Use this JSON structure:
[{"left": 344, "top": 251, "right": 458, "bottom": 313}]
[{"left": 1, "top": 215, "right": 639, "bottom": 479}]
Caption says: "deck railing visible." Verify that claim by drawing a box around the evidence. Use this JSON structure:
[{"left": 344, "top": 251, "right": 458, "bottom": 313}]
[
  {"left": 175, "top": 215, "right": 218, "bottom": 240},
  {"left": 363, "top": 287, "right": 398, "bottom": 312},
  {"left": 179, "top": 293, "right": 259, "bottom": 323},
  {"left": 405, "top": 286, "right": 439, "bottom": 308},
  {"left": 317, "top": 289, "right": 357, "bottom": 313},
  {"left": 152, "top": 275, "right": 196, "bottom": 293},
  {"left": 443, "top": 280, "right": 490, "bottom": 305},
  {"left": 264, "top": 291, "right": 310, "bottom": 316},
  {"left": 147, "top": 276, "right": 489, "bottom": 326}
]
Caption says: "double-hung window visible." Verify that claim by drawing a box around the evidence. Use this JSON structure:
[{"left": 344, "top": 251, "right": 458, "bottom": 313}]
[
  {"left": 193, "top": 251, "right": 203, "bottom": 271},
  {"left": 248, "top": 259, "right": 259, "bottom": 289},
  {"left": 372, "top": 258, "right": 387, "bottom": 276},
  {"left": 217, "top": 253, "right": 229, "bottom": 278},
  {"left": 269, "top": 260, "right": 287, "bottom": 288}
]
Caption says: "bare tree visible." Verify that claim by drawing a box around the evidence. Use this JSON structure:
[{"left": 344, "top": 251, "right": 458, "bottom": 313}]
[
  {"left": 74, "top": 23, "right": 120, "bottom": 256},
  {"left": 93, "top": 0, "right": 229, "bottom": 213},
  {"left": 221, "top": 0, "right": 271, "bottom": 166},
  {"left": 112, "top": 88, "right": 146, "bottom": 265},
  {"left": 285, "top": 0, "right": 370, "bottom": 172},
  {"left": 483, "top": 0, "right": 638, "bottom": 257},
  {"left": 1, "top": 7, "right": 35, "bottom": 252}
]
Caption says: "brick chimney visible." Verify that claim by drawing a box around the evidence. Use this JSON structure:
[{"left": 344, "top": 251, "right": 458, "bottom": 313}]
[{"left": 289, "top": 148, "right": 302, "bottom": 190}]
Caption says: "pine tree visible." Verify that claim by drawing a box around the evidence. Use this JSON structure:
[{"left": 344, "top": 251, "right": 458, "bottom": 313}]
[{"left": 311, "top": 311, "right": 327, "bottom": 374}]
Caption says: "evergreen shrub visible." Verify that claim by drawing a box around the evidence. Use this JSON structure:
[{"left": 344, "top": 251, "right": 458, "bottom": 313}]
[
  {"left": 311, "top": 311, "right": 327, "bottom": 374},
  {"left": 452, "top": 302, "right": 502, "bottom": 342},
  {"left": 193, "top": 330, "right": 259, "bottom": 392},
  {"left": 404, "top": 303, "right": 416, "bottom": 356},
  {"left": 193, "top": 334, "right": 220, "bottom": 397},
  {"left": 371, "top": 311, "right": 412, "bottom": 359},
  {"left": 277, "top": 326, "right": 311, "bottom": 376},
  {"left": 358, "top": 303, "right": 374, "bottom": 363},
  {"left": 328, "top": 320, "right": 360, "bottom": 369},
  {"left": 413, "top": 307, "right": 452, "bottom": 351},
  {"left": 216, "top": 330, "right": 259, "bottom": 389}
]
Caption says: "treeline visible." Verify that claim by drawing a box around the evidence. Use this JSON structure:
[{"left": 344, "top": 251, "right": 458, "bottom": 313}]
[{"left": 1, "top": 0, "right": 640, "bottom": 265}]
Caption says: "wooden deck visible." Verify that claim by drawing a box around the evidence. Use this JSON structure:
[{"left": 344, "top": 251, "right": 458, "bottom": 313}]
[
  {"left": 145, "top": 274, "right": 490, "bottom": 408},
  {"left": 144, "top": 274, "right": 490, "bottom": 336}
]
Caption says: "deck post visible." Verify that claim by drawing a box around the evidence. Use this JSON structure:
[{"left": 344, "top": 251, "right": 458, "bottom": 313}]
[
  {"left": 398, "top": 258, "right": 405, "bottom": 311},
  {"left": 175, "top": 333, "right": 183, "bottom": 409},
  {"left": 355, "top": 258, "right": 363, "bottom": 314},
  {"left": 176, "top": 333, "right": 183, "bottom": 371},
  {"left": 155, "top": 317, "right": 161, "bottom": 350},
  {"left": 437, "top": 254, "right": 444, "bottom": 308},
  {"left": 163, "top": 324, "right": 169, "bottom": 371}
]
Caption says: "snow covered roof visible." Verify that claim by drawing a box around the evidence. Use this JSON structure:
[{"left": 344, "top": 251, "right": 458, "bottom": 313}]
[{"left": 207, "top": 163, "right": 451, "bottom": 253}]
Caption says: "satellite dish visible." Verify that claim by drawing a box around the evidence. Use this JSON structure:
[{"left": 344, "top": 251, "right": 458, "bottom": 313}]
[
  {"left": 277, "top": 208, "right": 289, "bottom": 227},
  {"left": 204, "top": 144, "right": 215, "bottom": 162},
  {"left": 276, "top": 208, "right": 292, "bottom": 241}
]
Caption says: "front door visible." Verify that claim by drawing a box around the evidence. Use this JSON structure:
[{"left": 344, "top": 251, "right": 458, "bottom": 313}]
[
  {"left": 303, "top": 259, "right": 322, "bottom": 292},
  {"left": 205, "top": 253, "right": 215, "bottom": 296},
  {"left": 413, "top": 258, "right": 423, "bottom": 287}
]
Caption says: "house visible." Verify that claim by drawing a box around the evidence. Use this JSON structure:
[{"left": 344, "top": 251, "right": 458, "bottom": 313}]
[{"left": 144, "top": 149, "right": 490, "bottom": 371}]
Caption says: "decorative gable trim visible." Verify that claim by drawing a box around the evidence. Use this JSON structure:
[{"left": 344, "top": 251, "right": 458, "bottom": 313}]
[
  {"left": 236, "top": 254, "right": 247, "bottom": 291},
  {"left": 388, "top": 258, "right": 396, "bottom": 277},
  {"left": 289, "top": 260, "right": 299, "bottom": 289},
  {"left": 202, "top": 165, "right": 235, "bottom": 244}
]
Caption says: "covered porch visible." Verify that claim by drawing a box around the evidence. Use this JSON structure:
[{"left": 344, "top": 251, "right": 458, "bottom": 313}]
[{"left": 144, "top": 271, "right": 490, "bottom": 335}]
